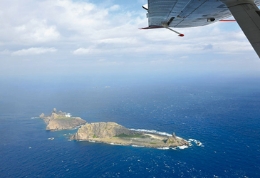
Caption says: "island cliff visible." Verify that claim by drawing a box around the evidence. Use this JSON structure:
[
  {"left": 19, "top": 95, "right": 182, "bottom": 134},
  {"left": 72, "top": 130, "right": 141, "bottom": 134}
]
[
  {"left": 39, "top": 108, "right": 86, "bottom": 131},
  {"left": 71, "top": 122, "right": 188, "bottom": 148}
]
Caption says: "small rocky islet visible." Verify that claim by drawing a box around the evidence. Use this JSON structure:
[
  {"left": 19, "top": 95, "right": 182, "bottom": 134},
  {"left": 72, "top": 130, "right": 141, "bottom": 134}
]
[
  {"left": 39, "top": 108, "right": 86, "bottom": 131},
  {"left": 39, "top": 108, "right": 189, "bottom": 149}
]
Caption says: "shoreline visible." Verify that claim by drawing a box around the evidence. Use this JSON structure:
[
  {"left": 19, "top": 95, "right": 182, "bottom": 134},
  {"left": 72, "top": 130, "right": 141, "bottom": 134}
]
[
  {"left": 71, "top": 123, "right": 190, "bottom": 148},
  {"left": 38, "top": 109, "right": 202, "bottom": 150}
]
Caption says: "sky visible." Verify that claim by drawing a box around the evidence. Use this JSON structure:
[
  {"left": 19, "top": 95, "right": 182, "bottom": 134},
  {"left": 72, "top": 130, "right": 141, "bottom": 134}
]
[{"left": 1, "top": 0, "right": 260, "bottom": 80}]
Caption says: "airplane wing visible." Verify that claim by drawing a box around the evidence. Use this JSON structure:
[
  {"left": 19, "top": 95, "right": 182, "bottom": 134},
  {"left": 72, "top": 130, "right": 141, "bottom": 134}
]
[
  {"left": 146, "top": 0, "right": 232, "bottom": 28},
  {"left": 145, "top": 0, "right": 260, "bottom": 57},
  {"left": 225, "top": 0, "right": 260, "bottom": 58}
]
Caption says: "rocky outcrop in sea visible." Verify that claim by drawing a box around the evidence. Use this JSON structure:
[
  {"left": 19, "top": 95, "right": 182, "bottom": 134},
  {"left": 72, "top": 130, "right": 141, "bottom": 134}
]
[
  {"left": 71, "top": 122, "right": 189, "bottom": 148},
  {"left": 38, "top": 109, "right": 189, "bottom": 148},
  {"left": 39, "top": 108, "right": 86, "bottom": 131}
]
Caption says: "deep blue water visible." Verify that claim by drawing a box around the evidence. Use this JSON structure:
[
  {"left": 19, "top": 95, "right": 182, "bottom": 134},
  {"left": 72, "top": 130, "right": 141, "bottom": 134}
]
[{"left": 0, "top": 75, "right": 260, "bottom": 177}]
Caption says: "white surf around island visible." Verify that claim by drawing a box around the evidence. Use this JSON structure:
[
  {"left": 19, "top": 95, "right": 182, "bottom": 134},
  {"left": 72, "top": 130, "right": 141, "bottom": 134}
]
[
  {"left": 129, "top": 128, "right": 203, "bottom": 150},
  {"left": 157, "top": 147, "right": 170, "bottom": 150},
  {"left": 129, "top": 128, "right": 172, "bottom": 137},
  {"left": 178, "top": 145, "right": 189, "bottom": 149},
  {"left": 131, "top": 145, "right": 145, "bottom": 148},
  {"left": 89, "top": 140, "right": 96, "bottom": 143},
  {"left": 188, "top": 139, "right": 204, "bottom": 147},
  {"left": 110, "top": 142, "right": 123, "bottom": 146}
]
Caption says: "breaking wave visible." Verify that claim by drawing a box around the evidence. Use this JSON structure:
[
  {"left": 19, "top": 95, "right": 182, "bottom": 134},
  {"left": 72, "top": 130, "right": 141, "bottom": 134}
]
[
  {"left": 129, "top": 129, "right": 172, "bottom": 136},
  {"left": 188, "top": 139, "right": 203, "bottom": 147},
  {"left": 178, "top": 145, "right": 189, "bottom": 149},
  {"left": 157, "top": 147, "right": 170, "bottom": 150},
  {"left": 132, "top": 145, "right": 145, "bottom": 148}
]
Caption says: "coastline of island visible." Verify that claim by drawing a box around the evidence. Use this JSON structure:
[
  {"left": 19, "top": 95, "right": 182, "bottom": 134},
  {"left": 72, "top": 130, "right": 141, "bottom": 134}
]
[
  {"left": 70, "top": 122, "right": 189, "bottom": 148},
  {"left": 38, "top": 108, "right": 201, "bottom": 149}
]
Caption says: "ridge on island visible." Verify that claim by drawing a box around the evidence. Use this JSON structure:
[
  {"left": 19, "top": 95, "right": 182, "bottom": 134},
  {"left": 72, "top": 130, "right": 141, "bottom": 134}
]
[
  {"left": 71, "top": 122, "right": 189, "bottom": 148},
  {"left": 39, "top": 108, "right": 86, "bottom": 131}
]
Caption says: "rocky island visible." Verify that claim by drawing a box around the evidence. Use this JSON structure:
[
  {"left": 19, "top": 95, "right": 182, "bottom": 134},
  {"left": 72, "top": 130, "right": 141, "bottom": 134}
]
[
  {"left": 39, "top": 108, "right": 86, "bottom": 131},
  {"left": 71, "top": 122, "right": 189, "bottom": 148},
  {"left": 39, "top": 109, "right": 190, "bottom": 149}
]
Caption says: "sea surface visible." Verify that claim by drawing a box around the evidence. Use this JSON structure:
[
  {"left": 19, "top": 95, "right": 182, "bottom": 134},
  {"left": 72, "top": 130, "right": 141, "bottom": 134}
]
[{"left": 0, "top": 74, "right": 260, "bottom": 177}]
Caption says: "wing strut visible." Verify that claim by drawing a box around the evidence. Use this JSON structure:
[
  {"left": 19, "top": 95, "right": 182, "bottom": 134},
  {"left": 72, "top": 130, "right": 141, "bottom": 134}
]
[
  {"left": 164, "top": 26, "right": 184, "bottom": 37},
  {"left": 140, "top": 25, "right": 184, "bottom": 37},
  {"left": 225, "top": 0, "right": 260, "bottom": 57},
  {"left": 162, "top": 23, "right": 184, "bottom": 37}
]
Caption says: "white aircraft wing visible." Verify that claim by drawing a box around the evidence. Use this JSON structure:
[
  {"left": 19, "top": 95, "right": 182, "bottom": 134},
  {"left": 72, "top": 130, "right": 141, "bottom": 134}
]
[
  {"left": 145, "top": 0, "right": 260, "bottom": 57},
  {"left": 147, "top": 0, "right": 232, "bottom": 28},
  {"left": 225, "top": 0, "right": 260, "bottom": 58}
]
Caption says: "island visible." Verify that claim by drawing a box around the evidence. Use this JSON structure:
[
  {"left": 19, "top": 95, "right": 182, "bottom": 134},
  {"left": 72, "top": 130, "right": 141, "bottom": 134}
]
[
  {"left": 39, "top": 108, "right": 86, "bottom": 131},
  {"left": 71, "top": 122, "right": 189, "bottom": 148},
  {"left": 38, "top": 109, "right": 191, "bottom": 149}
]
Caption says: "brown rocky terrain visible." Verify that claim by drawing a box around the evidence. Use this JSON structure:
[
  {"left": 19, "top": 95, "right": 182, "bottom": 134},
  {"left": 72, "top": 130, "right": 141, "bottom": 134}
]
[
  {"left": 39, "top": 109, "right": 189, "bottom": 148},
  {"left": 71, "top": 122, "right": 188, "bottom": 148},
  {"left": 39, "top": 108, "right": 86, "bottom": 131}
]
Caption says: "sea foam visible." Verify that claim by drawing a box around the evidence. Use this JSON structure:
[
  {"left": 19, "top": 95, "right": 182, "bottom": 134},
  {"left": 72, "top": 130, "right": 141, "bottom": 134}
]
[{"left": 129, "top": 129, "right": 172, "bottom": 136}]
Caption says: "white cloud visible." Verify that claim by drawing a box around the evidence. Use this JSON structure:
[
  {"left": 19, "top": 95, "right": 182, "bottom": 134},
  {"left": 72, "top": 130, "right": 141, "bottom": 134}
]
[
  {"left": 109, "top": 5, "right": 120, "bottom": 12},
  {"left": 73, "top": 48, "right": 93, "bottom": 55},
  {"left": 0, "top": 50, "right": 10, "bottom": 55},
  {"left": 0, "top": 0, "right": 258, "bottom": 68},
  {"left": 99, "top": 37, "right": 138, "bottom": 44},
  {"left": 12, "top": 47, "right": 57, "bottom": 56},
  {"left": 14, "top": 19, "right": 60, "bottom": 43}
]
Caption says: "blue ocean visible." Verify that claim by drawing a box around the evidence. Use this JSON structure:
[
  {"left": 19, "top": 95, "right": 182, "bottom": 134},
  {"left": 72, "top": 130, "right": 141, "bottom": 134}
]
[{"left": 1, "top": 73, "right": 260, "bottom": 177}]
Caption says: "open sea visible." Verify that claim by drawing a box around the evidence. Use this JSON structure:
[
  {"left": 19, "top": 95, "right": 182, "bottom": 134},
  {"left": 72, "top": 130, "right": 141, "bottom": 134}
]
[{"left": 0, "top": 74, "right": 260, "bottom": 177}]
